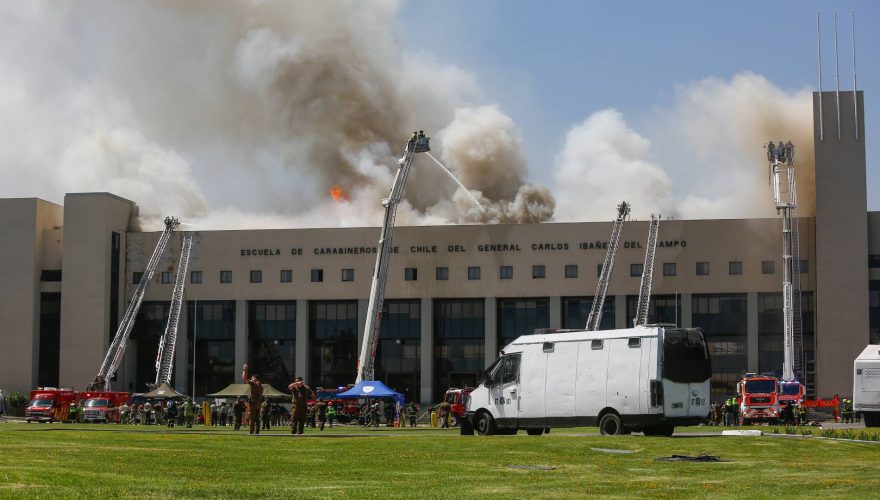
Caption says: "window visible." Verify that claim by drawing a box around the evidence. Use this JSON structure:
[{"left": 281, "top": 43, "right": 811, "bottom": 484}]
[
  {"left": 220, "top": 271, "right": 232, "bottom": 283},
  {"left": 40, "top": 270, "right": 62, "bottom": 282},
  {"left": 870, "top": 255, "right": 880, "bottom": 268},
  {"left": 729, "top": 261, "right": 742, "bottom": 275},
  {"left": 799, "top": 260, "right": 809, "bottom": 274},
  {"left": 591, "top": 339, "right": 603, "bottom": 350},
  {"left": 436, "top": 267, "right": 449, "bottom": 281},
  {"left": 762, "top": 260, "right": 775, "bottom": 275},
  {"left": 696, "top": 262, "right": 709, "bottom": 276},
  {"left": 191, "top": 271, "right": 203, "bottom": 284},
  {"left": 532, "top": 265, "right": 545, "bottom": 279},
  {"left": 311, "top": 269, "right": 324, "bottom": 283},
  {"left": 542, "top": 342, "right": 554, "bottom": 353},
  {"left": 342, "top": 268, "right": 354, "bottom": 282},
  {"left": 280, "top": 269, "right": 293, "bottom": 283},
  {"left": 663, "top": 263, "right": 677, "bottom": 276},
  {"left": 160, "top": 271, "right": 172, "bottom": 284},
  {"left": 628, "top": 338, "right": 641, "bottom": 348},
  {"left": 500, "top": 266, "right": 513, "bottom": 280},
  {"left": 468, "top": 266, "right": 481, "bottom": 280},
  {"left": 132, "top": 272, "right": 143, "bottom": 285},
  {"left": 565, "top": 265, "right": 578, "bottom": 279},
  {"left": 250, "top": 270, "right": 262, "bottom": 283},
  {"left": 630, "top": 263, "right": 643, "bottom": 277},
  {"left": 404, "top": 268, "right": 418, "bottom": 281}
]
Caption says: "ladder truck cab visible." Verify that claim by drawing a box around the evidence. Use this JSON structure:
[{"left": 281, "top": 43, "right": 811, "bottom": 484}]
[
  {"left": 777, "top": 380, "right": 805, "bottom": 408},
  {"left": 464, "top": 326, "right": 711, "bottom": 436},
  {"left": 26, "top": 388, "right": 78, "bottom": 423},
  {"left": 80, "top": 391, "right": 130, "bottom": 423},
  {"left": 853, "top": 344, "right": 880, "bottom": 427},
  {"left": 737, "top": 373, "right": 780, "bottom": 424}
]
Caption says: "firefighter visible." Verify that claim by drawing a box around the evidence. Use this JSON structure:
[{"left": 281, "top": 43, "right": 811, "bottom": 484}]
[
  {"left": 68, "top": 401, "right": 78, "bottom": 424},
  {"left": 327, "top": 403, "right": 336, "bottom": 428},
  {"left": 724, "top": 398, "right": 738, "bottom": 427},
  {"left": 407, "top": 402, "right": 418, "bottom": 427}
]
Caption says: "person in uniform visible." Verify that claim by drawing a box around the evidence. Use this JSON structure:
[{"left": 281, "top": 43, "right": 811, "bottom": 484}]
[
  {"left": 261, "top": 400, "right": 271, "bottom": 431},
  {"left": 326, "top": 403, "right": 337, "bottom": 428},
  {"left": 287, "top": 376, "right": 315, "bottom": 435},
  {"left": 182, "top": 399, "right": 194, "bottom": 428},
  {"left": 316, "top": 400, "right": 327, "bottom": 431},
  {"left": 143, "top": 401, "right": 153, "bottom": 425},
  {"left": 438, "top": 401, "right": 451, "bottom": 428},
  {"left": 232, "top": 397, "right": 245, "bottom": 430},
  {"left": 242, "top": 363, "right": 264, "bottom": 435},
  {"left": 165, "top": 400, "right": 177, "bottom": 428},
  {"left": 407, "top": 402, "right": 418, "bottom": 427}
]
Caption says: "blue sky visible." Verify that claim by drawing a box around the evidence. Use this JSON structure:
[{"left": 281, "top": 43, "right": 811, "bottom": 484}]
[{"left": 398, "top": 1, "right": 880, "bottom": 210}]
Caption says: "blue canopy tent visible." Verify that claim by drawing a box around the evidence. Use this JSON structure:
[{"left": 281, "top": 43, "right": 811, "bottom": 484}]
[{"left": 337, "top": 381, "right": 405, "bottom": 422}]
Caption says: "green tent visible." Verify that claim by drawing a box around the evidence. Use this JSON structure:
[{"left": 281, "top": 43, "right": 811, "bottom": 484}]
[{"left": 206, "top": 383, "right": 290, "bottom": 400}]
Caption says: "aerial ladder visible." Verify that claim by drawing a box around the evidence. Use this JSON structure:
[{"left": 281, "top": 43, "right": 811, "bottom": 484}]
[
  {"left": 88, "top": 217, "right": 180, "bottom": 391},
  {"left": 586, "top": 201, "right": 631, "bottom": 331},
  {"left": 767, "top": 140, "right": 804, "bottom": 385},
  {"left": 634, "top": 214, "right": 660, "bottom": 326},
  {"left": 355, "top": 131, "right": 431, "bottom": 384},
  {"left": 152, "top": 233, "right": 194, "bottom": 387}
]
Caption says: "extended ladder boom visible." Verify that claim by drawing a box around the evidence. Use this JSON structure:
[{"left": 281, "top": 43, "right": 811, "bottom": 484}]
[
  {"left": 768, "top": 140, "right": 802, "bottom": 383},
  {"left": 153, "top": 233, "right": 194, "bottom": 386},
  {"left": 89, "top": 217, "right": 179, "bottom": 390},
  {"left": 356, "top": 132, "right": 430, "bottom": 384},
  {"left": 634, "top": 214, "right": 660, "bottom": 326},
  {"left": 586, "top": 201, "right": 630, "bottom": 331}
]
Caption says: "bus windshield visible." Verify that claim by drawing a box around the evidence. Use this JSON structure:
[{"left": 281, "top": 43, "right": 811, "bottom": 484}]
[
  {"left": 663, "top": 329, "right": 712, "bottom": 383},
  {"left": 745, "top": 380, "right": 776, "bottom": 394}
]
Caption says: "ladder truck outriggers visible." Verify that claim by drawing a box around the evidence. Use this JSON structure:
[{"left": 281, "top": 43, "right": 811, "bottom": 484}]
[
  {"left": 355, "top": 132, "right": 430, "bottom": 385},
  {"left": 87, "top": 217, "right": 180, "bottom": 391},
  {"left": 152, "top": 233, "right": 194, "bottom": 388},
  {"left": 586, "top": 201, "right": 630, "bottom": 331}
]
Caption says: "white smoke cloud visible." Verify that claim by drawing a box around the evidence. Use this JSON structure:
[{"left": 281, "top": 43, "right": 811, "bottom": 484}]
[{"left": 553, "top": 73, "right": 814, "bottom": 221}]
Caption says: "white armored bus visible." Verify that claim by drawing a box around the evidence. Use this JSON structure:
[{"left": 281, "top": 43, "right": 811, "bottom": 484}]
[{"left": 464, "top": 325, "right": 711, "bottom": 436}]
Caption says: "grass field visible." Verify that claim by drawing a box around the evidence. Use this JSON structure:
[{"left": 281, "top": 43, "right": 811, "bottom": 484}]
[{"left": 0, "top": 422, "right": 878, "bottom": 498}]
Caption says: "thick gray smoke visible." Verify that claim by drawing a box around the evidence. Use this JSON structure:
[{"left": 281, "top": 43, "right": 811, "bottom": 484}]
[{"left": 0, "top": 1, "right": 553, "bottom": 229}]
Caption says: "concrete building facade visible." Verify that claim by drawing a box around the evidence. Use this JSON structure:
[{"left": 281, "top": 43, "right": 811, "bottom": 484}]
[{"left": 1, "top": 91, "right": 878, "bottom": 405}]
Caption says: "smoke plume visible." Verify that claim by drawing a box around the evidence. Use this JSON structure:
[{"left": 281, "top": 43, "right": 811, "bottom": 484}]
[
  {"left": 553, "top": 73, "right": 814, "bottom": 221},
  {"left": 0, "top": 1, "right": 553, "bottom": 229}
]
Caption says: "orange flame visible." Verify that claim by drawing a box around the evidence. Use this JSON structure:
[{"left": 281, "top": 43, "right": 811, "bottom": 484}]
[{"left": 330, "top": 185, "right": 350, "bottom": 202}]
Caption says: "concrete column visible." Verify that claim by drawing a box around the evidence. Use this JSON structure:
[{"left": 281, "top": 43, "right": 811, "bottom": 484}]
[
  {"left": 296, "top": 300, "right": 308, "bottom": 380},
  {"left": 484, "top": 297, "right": 497, "bottom": 367},
  {"left": 549, "top": 296, "right": 561, "bottom": 329},
  {"left": 614, "top": 295, "right": 627, "bottom": 329},
  {"left": 420, "top": 297, "right": 433, "bottom": 406},
  {"left": 747, "top": 292, "right": 759, "bottom": 373},
  {"left": 174, "top": 303, "right": 188, "bottom": 393},
  {"left": 680, "top": 293, "right": 693, "bottom": 328},
  {"left": 234, "top": 300, "right": 247, "bottom": 383}
]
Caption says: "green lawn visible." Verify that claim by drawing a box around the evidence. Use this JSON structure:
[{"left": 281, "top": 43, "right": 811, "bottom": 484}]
[{"left": 0, "top": 423, "right": 877, "bottom": 498}]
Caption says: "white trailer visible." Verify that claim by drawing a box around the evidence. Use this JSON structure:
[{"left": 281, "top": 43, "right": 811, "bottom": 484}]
[
  {"left": 853, "top": 344, "right": 880, "bottom": 427},
  {"left": 464, "top": 326, "right": 711, "bottom": 436}
]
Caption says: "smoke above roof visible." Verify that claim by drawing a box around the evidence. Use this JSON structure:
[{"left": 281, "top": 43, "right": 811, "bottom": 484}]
[{"left": 0, "top": 3, "right": 813, "bottom": 229}]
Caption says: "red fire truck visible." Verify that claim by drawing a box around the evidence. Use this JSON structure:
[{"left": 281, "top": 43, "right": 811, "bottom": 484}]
[
  {"left": 25, "top": 388, "right": 78, "bottom": 423},
  {"left": 777, "top": 380, "right": 805, "bottom": 409},
  {"left": 80, "top": 391, "right": 130, "bottom": 423},
  {"left": 737, "top": 373, "right": 780, "bottom": 424},
  {"left": 443, "top": 387, "right": 474, "bottom": 426},
  {"left": 316, "top": 387, "right": 360, "bottom": 423}
]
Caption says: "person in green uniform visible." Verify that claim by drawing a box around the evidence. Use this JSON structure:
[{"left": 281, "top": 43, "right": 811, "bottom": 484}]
[
  {"left": 242, "top": 364, "right": 264, "bottom": 435},
  {"left": 327, "top": 403, "right": 337, "bottom": 428}
]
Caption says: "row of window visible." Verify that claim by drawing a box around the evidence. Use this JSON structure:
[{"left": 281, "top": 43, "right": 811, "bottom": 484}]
[{"left": 133, "top": 258, "right": 812, "bottom": 286}]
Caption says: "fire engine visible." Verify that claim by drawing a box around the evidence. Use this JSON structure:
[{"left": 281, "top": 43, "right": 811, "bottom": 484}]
[
  {"left": 25, "top": 388, "right": 78, "bottom": 423},
  {"left": 777, "top": 380, "right": 805, "bottom": 409},
  {"left": 80, "top": 391, "right": 130, "bottom": 423},
  {"left": 444, "top": 387, "right": 474, "bottom": 426},
  {"left": 737, "top": 373, "right": 780, "bottom": 424}
]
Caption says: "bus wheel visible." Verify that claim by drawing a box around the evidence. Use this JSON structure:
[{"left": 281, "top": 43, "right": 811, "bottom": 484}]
[
  {"left": 475, "top": 411, "right": 497, "bottom": 436},
  {"left": 526, "top": 428, "right": 544, "bottom": 436},
  {"left": 599, "top": 413, "right": 625, "bottom": 436}
]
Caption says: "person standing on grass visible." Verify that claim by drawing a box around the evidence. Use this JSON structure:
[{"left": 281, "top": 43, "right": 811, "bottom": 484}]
[
  {"left": 327, "top": 403, "right": 336, "bottom": 428},
  {"left": 287, "top": 376, "right": 315, "bottom": 435},
  {"left": 261, "top": 400, "right": 271, "bottom": 431},
  {"left": 166, "top": 400, "right": 177, "bottom": 428},
  {"left": 316, "top": 400, "right": 327, "bottom": 431},
  {"left": 408, "top": 402, "right": 418, "bottom": 427},
  {"left": 183, "top": 399, "right": 195, "bottom": 428},
  {"left": 233, "top": 397, "right": 245, "bottom": 430},
  {"left": 242, "top": 364, "right": 264, "bottom": 435},
  {"left": 0, "top": 389, "right": 6, "bottom": 419}
]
